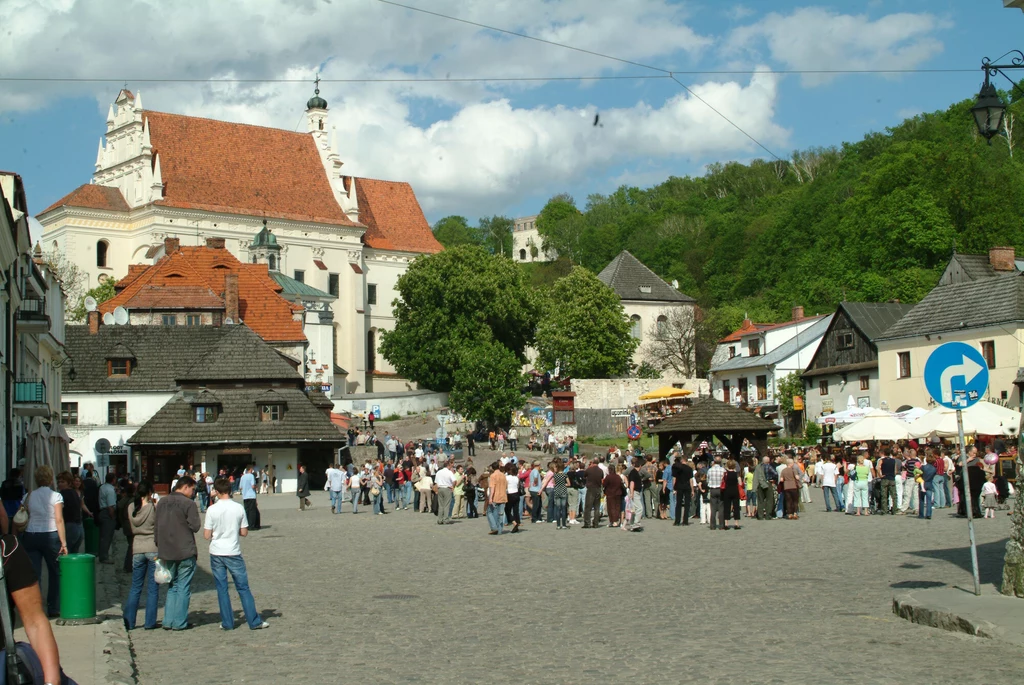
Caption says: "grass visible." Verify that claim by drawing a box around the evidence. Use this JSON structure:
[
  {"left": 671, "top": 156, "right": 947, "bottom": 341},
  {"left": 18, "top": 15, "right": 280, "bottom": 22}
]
[{"left": 383, "top": 413, "right": 403, "bottom": 422}]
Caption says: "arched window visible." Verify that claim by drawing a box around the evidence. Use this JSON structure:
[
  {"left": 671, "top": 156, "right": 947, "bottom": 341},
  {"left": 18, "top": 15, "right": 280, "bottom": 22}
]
[
  {"left": 268, "top": 255, "right": 277, "bottom": 271},
  {"left": 656, "top": 314, "right": 668, "bottom": 339},
  {"left": 519, "top": 249, "right": 527, "bottom": 261},
  {"left": 630, "top": 315, "right": 642, "bottom": 340},
  {"left": 251, "top": 255, "right": 257, "bottom": 264},
  {"left": 96, "top": 240, "right": 109, "bottom": 268},
  {"left": 366, "top": 329, "right": 376, "bottom": 372}
]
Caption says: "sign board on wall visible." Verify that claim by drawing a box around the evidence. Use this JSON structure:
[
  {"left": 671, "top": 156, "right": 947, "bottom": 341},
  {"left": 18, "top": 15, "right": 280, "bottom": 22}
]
[{"left": 610, "top": 409, "right": 630, "bottom": 418}]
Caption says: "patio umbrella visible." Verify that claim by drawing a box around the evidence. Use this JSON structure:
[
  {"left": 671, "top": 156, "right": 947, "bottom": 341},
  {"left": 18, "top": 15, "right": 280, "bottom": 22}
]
[
  {"left": 907, "top": 400, "right": 1021, "bottom": 439},
  {"left": 23, "top": 416, "right": 52, "bottom": 493},
  {"left": 638, "top": 386, "right": 692, "bottom": 401},
  {"left": 833, "top": 409, "right": 912, "bottom": 442},
  {"left": 893, "top": 407, "right": 928, "bottom": 423},
  {"left": 48, "top": 422, "right": 72, "bottom": 474},
  {"left": 816, "top": 405, "right": 876, "bottom": 425}
]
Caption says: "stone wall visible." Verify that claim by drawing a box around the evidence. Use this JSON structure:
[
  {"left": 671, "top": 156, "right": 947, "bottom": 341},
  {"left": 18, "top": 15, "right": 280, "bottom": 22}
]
[{"left": 570, "top": 377, "right": 709, "bottom": 410}]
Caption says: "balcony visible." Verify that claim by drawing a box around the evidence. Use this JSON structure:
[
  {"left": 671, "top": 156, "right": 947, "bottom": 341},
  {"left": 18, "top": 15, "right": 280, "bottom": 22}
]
[
  {"left": 14, "top": 379, "right": 49, "bottom": 416},
  {"left": 16, "top": 298, "right": 48, "bottom": 334}
]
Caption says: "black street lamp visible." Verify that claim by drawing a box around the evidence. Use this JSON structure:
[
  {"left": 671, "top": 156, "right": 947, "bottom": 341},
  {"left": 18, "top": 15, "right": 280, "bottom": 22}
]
[{"left": 973, "top": 51, "right": 1024, "bottom": 143}]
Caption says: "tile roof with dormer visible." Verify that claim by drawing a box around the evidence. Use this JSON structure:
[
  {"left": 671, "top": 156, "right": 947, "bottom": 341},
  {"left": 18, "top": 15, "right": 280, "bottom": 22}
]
[
  {"left": 596, "top": 250, "right": 695, "bottom": 303},
  {"left": 102, "top": 245, "right": 305, "bottom": 343}
]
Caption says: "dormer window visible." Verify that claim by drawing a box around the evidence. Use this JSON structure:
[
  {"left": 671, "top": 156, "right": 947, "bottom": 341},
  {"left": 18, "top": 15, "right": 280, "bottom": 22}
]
[
  {"left": 108, "top": 358, "right": 133, "bottom": 377},
  {"left": 194, "top": 405, "right": 219, "bottom": 423},
  {"left": 639, "top": 285, "right": 652, "bottom": 294},
  {"left": 748, "top": 339, "right": 760, "bottom": 357},
  {"left": 260, "top": 404, "right": 283, "bottom": 422},
  {"left": 728, "top": 346, "right": 736, "bottom": 359}
]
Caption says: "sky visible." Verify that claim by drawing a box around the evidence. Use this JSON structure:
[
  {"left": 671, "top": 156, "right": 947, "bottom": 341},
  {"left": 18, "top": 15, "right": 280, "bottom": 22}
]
[{"left": 2, "top": 0, "right": 1023, "bottom": 234}]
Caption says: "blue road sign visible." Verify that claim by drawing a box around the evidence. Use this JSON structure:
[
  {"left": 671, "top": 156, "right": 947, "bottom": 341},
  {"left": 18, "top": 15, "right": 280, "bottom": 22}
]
[
  {"left": 627, "top": 424, "right": 642, "bottom": 440},
  {"left": 923, "top": 342, "right": 989, "bottom": 410}
]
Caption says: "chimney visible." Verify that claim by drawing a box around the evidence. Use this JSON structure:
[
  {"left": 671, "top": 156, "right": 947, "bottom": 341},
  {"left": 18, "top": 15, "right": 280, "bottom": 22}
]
[
  {"left": 206, "top": 237, "right": 225, "bottom": 249},
  {"left": 88, "top": 310, "right": 100, "bottom": 334},
  {"left": 224, "top": 274, "right": 239, "bottom": 324},
  {"left": 791, "top": 306, "right": 804, "bottom": 321},
  {"left": 164, "top": 237, "right": 180, "bottom": 254},
  {"left": 989, "top": 246, "right": 1016, "bottom": 272}
]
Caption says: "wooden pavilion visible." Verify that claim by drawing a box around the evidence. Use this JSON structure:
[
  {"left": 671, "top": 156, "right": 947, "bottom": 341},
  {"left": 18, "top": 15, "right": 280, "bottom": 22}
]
[{"left": 649, "top": 397, "right": 777, "bottom": 458}]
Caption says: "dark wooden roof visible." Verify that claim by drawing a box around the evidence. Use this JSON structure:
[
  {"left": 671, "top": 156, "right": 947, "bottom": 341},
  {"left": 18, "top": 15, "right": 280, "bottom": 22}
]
[
  {"left": 596, "top": 250, "right": 695, "bottom": 303},
  {"left": 650, "top": 397, "right": 777, "bottom": 434},
  {"left": 841, "top": 302, "right": 915, "bottom": 341}
]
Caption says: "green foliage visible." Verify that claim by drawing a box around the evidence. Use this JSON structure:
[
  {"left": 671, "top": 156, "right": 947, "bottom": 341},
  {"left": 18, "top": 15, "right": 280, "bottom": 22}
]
[
  {"left": 379, "top": 245, "right": 536, "bottom": 393},
  {"left": 534, "top": 266, "right": 637, "bottom": 378},
  {"left": 776, "top": 372, "right": 804, "bottom": 415},
  {"left": 449, "top": 340, "right": 527, "bottom": 426},
  {"left": 68, "top": 278, "right": 117, "bottom": 323},
  {"left": 478, "top": 215, "right": 514, "bottom": 257},
  {"left": 804, "top": 421, "right": 822, "bottom": 443},
  {"left": 635, "top": 362, "right": 662, "bottom": 379},
  {"left": 432, "top": 215, "right": 479, "bottom": 248},
  {"left": 536, "top": 193, "right": 586, "bottom": 263}
]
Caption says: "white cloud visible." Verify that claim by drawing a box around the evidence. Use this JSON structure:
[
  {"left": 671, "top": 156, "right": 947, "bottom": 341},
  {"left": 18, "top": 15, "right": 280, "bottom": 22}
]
[
  {"left": 0, "top": 0, "right": 790, "bottom": 217},
  {"left": 727, "top": 8, "right": 949, "bottom": 86}
]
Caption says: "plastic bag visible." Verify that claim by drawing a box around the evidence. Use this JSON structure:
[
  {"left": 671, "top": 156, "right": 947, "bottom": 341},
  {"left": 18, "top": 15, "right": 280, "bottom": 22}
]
[{"left": 153, "top": 559, "right": 172, "bottom": 585}]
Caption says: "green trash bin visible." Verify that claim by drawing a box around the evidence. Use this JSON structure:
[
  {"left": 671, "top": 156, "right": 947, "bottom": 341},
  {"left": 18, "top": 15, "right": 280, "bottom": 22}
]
[
  {"left": 83, "top": 517, "right": 99, "bottom": 556},
  {"left": 58, "top": 554, "right": 97, "bottom": 623}
]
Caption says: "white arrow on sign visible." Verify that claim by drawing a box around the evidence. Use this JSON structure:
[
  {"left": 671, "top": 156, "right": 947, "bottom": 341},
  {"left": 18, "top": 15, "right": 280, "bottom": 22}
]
[{"left": 939, "top": 355, "right": 984, "bottom": 403}]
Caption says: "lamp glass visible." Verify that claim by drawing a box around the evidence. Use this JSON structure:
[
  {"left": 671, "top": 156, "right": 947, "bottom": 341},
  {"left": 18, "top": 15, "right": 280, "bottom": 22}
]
[{"left": 973, "top": 82, "right": 1006, "bottom": 140}]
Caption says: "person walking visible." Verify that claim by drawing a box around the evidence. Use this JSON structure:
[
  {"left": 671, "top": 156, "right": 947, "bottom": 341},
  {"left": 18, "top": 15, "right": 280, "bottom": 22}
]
[
  {"left": 780, "top": 458, "right": 801, "bottom": 519},
  {"left": 204, "top": 477, "right": 270, "bottom": 631},
  {"left": 486, "top": 462, "right": 507, "bottom": 535},
  {"left": 721, "top": 460, "right": 743, "bottom": 530},
  {"left": 753, "top": 456, "right": 775, "bottom": 521},
  {"left": 671, "top": 455, "right": 694, "bottom": 526},
  {"left": 602, "top": 464, "right": 624, "bottom": 528},
  {"left": 877, "top": 448, "right": 899, "bottom": 515},
  {"left": 552, "top": 458, "right": 569, "bottom": 530},
  {"left": 155, "top": 476, "right": 200, "bottom": 630},
  {"left": 919, "top": 455, "right": 937, "bottom": 519},
  {"left": 706, "top": 456, "right": 726, "bottom": 530},
  {"left": 56, "top": 471, "right": 84, "bottom": 554},
  {"left": 819, "top": 456, "right": 841, "bottom": 512},
  {"left": 852, "top": 455, "right": 871, "bottom": 516},
  {"left": 583, "top": 458, "right": 604, "bottom": 528},
  {"left": 504, "top": 463, "right": 521, "bottom": 533},
  {"left": 239, "top": 465, "right": 261, "bottom": 531},
  {"left": 435, "top": 459, "right": 455, "bottom": 525},
  {"left": 296, "top": 465, "right": 311, "bottom": 511},
  {"left": 123, "top": 482, "right": 160, "bottom": 631},
  {"left": 97, "top": 472, "right": 118, "bottom": 564},
  {"left": 326, "top": 463, "right": 345, "bottom": 514},
  {"left": 21, "top": 466, "right": 67, "bottom": 617}
]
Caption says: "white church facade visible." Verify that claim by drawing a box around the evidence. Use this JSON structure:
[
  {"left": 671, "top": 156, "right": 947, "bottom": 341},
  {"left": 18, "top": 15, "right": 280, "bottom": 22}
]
[{"left": 37, "top": 87, "right": 442, "bottom": 398}]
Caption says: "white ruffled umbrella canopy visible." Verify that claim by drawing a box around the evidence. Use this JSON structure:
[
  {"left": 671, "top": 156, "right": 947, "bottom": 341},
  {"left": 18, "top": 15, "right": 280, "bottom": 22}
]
[
  {"left": 907, "top": 401, "right": 1021, "bottom": 439},
  {"left": 893, "top": 407, "right": 928, "bottom": 423},
  {"left": 817, "top": 405, "right": 876, "bottom": 426},
  {"left": 23, "top": 417, "right": 52, "bottom": 493},
  {"left": 833, "top": 409, "right": 913, "bottom": 442},
  {"left": 48, "top": 422, "right": 72, "bottom": 474}
]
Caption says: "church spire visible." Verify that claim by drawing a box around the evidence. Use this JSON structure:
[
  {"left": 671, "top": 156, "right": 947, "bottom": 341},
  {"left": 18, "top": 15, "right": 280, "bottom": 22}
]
[{"left": 306, "top": 74, "right": 328, "bottom": 133}]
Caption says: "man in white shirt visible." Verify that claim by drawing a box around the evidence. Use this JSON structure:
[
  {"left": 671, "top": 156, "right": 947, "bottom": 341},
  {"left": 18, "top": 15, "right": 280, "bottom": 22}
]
[
  {"left": 434, "top": 459, "right": 456, "bottom": 525},
  {"left": 203, "top": 477, "right": 269, "bottom": 631},
  {"left": 818, "top": 457, "right": 841, "bottom": 512},
  {"left": 98, "top": 473, "right": 118, "bottom": 564},
  {"left": 325, "top": 464, "right": 346, "bottom": 514}
]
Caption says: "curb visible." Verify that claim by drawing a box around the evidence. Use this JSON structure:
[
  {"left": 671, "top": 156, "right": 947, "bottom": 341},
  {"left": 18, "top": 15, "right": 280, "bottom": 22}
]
[
  {"left": 95, "top": 544, "right": 138, "bottom": 684},
  {"left": 892, "top": 593, "right": 1001, "bottom": 640}
]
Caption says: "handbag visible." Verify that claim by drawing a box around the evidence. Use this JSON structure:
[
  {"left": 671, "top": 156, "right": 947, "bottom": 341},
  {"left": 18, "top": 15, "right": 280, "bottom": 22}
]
[
  {"left": 11, "top": 505, "right": 28, "bottom": 535},
  {"left": 370, "top": 487, "right": 381, "bottom": 497},
  {"left": 153, "top": 559, "right": 172, "bottom": 585}
]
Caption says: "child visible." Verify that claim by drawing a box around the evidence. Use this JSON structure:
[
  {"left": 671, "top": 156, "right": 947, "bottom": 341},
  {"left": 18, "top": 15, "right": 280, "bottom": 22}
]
[
  {"left": 981, "top": 475, "right": 998, "bottom": 518},
  {"left": 698, "top": 475, "right": 710, "bottom": 525}
]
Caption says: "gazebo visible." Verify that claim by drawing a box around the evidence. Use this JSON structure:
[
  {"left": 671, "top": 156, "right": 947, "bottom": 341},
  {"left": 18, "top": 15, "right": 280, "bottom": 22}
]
[{"left": 649, "top": 397, "right": 777, "bottom": 459}]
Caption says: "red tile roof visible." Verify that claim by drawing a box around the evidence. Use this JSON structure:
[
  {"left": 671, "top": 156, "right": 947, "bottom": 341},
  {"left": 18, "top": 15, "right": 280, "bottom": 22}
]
[
  {"left": 101, "top": 246, "right": 305, "bottom": 343},
  {"left": 719, "top": 315, "right": 827, "bottom": 343},
  {"left": 41, "top": 184, "right": 129, "bottom": 214},
  {"left": 355, "top": 177, "right": 442, "bottom": 254}
]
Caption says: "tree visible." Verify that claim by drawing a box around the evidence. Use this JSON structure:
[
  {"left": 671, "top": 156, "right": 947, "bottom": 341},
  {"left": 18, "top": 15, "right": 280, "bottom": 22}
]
[
  {"left": 640, "top": 307, "right": 698, "bottom": 377},
  {"left": 775, "top": 372, "right": 805, "bottom": 437},
  {"left": 535, "top": 193, "right": 585, "bottom": 263},
  {"left": 432, "top": 215, "right": 480, "bottom": 248},
  {"left": 448, "top": 340, "right": 527, "bottom": 426},
  {"left": 534, "top": 266, "right": 637, "bottom": 378},
  {"left": 69, "top": 279, "right": 117, "bottom": 323},
  {"left": 40, "top": 249, "right": 88, "bottom": 322},
  {"left": 378, "top": 245, "right": 536, "bottom": 392},
  {"left": 478, "top": 215, "right": 514, "bottom": 257}
]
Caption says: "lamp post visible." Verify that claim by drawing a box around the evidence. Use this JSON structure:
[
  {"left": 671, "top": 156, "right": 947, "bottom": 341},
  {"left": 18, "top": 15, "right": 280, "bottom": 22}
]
[{"left": 972, "top": 51, "right": 1024, "bottom": 142}]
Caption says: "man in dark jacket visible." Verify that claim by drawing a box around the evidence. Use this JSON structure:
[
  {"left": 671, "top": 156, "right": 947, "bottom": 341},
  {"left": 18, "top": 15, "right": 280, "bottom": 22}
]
[
  {"left": 296, "top": 465, "right": 311, "bottom": 511},
  {"left": 155, "top": 476, "right": 200, "bottom": 630}
]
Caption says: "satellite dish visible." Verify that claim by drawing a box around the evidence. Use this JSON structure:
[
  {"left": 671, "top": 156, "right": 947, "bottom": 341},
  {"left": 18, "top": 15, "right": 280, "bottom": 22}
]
[
  {"left": 94, "top": 438, "right": 111, "bottom": 454},
  {"left": 84, "top": 296, "right": 98, "bottom": 312},
  {"left": 102, "top": 312, "right": 115, "bottom": 325},
  {"left": 113, "top": 306, "right": 129, "bottom": 325}
]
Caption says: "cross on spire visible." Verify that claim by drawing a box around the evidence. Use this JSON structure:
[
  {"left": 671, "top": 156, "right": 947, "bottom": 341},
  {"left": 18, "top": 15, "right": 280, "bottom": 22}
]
[{"left": 314, "top": 73, "right": 320, "bottom": 95}]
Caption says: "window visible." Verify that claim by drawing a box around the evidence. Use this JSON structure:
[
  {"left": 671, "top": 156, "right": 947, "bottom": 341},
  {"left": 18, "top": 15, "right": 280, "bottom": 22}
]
[
  {"left": 738, "top": 378, "right": 749, "bottom": 404},
  {"left": 294, "top": 270, "right": 305, "bottom": 284},
  {"left": 898, "top": 351, "right": 911, "bottom": 379},
  {"left": 722, "top": 380, "right": 731, "bottom": 402},
  {"left": 61, "top": 402, "right": 78, "bottom": 425},
  {"left": 268, "top": 255, "right": 277, "bottom": 271},
  {"left": 328, "top": 273, "right": 339, "bottom": 297},
  {"left": 108, "top": 401, "right": 127, "bottom": 426},
  {"left": 367, "top": 284, "right": 377, "bottom": 305},
  {"left": 162, "top": 314, "right": 176, "bottom": 326},
  {"left": 96, "top": 240, "right": 108, "bottom": 268},
  {"left": 194, "top": 405, "right": 219, "bottom": 423},
  {"left": 108, "top": 359, "right": 132, "bottom": 377},
  {"left": 819, "top": 379, "right": 829, "bottom": 396},
  {"left": 186, "top": 314, "right": 201, "bottom": 327},
  {"left": 748, "top": 339, "right": 760, "bottom": 357},
  {"left": 756, "top": 375, "right": 767, "bottom": 401},
  {"left": 728, "top": 346, "right": 736, "bottom": 359},
  {"left": 656, "top": 315, "right": 668, "bottom": 339},
  {"left": 519, "top": 249, "right": 527, "bottom": 261},
  {"left": 981, "top": 340, "right": 996, "bottom": 369},
  {"left": 260, "top": 404, "right": 283, "bottom": 422},
  {"left": 630, "top": 315, "right": 642, "bottom": 340},
  {"left": 836, "top": 332, "right": 854, "bottom": 349},
  {"left": 860, "top": 375, "right": 870, "bottom": 391}
]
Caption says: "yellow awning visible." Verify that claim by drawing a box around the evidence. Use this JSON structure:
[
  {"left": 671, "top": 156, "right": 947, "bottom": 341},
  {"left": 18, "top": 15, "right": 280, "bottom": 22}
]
[{"left": 638, "top": 386, "right": 693, "bottom": 401}]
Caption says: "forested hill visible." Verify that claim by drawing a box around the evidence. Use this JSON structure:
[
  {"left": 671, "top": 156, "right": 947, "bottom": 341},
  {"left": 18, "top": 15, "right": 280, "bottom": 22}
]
[{"left": 533, "top": 96, "right": 1024, "bottom": 336}]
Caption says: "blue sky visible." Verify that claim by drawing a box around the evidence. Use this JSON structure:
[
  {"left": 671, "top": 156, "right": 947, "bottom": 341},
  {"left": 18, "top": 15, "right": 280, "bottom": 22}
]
[{"left": 1, "top": 0, "right": 1022, "bottom": 229}]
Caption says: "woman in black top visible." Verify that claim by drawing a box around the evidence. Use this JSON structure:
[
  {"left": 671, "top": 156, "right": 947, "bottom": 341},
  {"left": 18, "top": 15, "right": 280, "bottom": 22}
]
[
  {"left": 721, "top": 460, "right": 742, "bottom": 530},
  {"left": 57, "top": 471, "right": 84, "bottom": 553}
]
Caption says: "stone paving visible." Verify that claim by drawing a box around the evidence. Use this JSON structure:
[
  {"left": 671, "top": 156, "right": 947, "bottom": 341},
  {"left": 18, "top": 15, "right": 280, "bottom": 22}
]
[{"left": 126, "top": 490, "right": 1021, "bottom": 684}]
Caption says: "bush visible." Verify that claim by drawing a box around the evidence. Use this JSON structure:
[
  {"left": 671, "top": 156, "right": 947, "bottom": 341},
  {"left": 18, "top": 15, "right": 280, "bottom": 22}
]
[
  {"left": 804, "top": 421, "right": 821, "bottom": 443},
  {"left": 384, "top": 413, "right": 402, "bottom": 422}
]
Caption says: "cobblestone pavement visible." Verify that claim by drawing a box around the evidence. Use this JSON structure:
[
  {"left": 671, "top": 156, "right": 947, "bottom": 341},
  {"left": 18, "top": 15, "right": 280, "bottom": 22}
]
[{"left": 129, "top": 491, "right": 1020, "bottom": 684}]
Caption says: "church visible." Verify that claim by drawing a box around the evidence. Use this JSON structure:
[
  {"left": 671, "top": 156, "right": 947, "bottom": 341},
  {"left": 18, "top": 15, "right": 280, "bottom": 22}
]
[{"left": 37, "top": 86, "right": 442, "bottom": 399}]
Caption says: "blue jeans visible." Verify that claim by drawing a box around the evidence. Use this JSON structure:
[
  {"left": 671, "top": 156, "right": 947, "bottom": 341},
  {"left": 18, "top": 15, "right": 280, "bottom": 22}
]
[
  {"left": 775, "top": 491, "right": 785, "bottom": 518},
  {"left": 386, "top": 483, "right": 395, "bottom": 503},
  {"left": 329, "top": 490, "right": 344, "bottom": 514},
  {"left": 486, "top": 503, "right": 505, "bottom": 532},
  {"left": 836, "top": 480, "right": 846, "bottom": 509},
  {"left": 919, "top": 484, "right": 934, "bottom": 519},
  {"left": 554, "top": 495, "right": 568, "bottom": 527},
  {"left": 65, "top": 521, "right": 84, "bottom": 554},
  {"left": 211, "top": 554, "right": 263, "bottom": 630},
  {"left": 22, "top": 531, "right": 60, "bottom": 615},
  {"left": 199, "top": 491, "right": 209, "bottom": 512},
  {"left": 123, "top": 552, "right": 160, "bottom": 629},
  {"left": 545, "top": 489, "right": 555, "bottom": 522},
  {"left": 350, "top": 489, "right": 359, "bottom": 513},
  {"left": 933, "top": 475, "right": 947, "bottom": 508},
  {"left": 162, "top": 557, "right": 196, "bottom": 629},
  {"left": 402, "top": 483, "right": 413, "bottom": 508},
  {"left": 373, "top": 490, "right": 385, "bottom": 514},
  {"left": 823, "top": 486, "right": 842, "bottom": 511}
]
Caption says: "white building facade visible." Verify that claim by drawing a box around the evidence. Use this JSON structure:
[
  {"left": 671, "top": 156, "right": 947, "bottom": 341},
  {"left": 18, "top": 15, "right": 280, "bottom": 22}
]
[{"left": 512, "top": 215, "right": 557, "bottom": 263}]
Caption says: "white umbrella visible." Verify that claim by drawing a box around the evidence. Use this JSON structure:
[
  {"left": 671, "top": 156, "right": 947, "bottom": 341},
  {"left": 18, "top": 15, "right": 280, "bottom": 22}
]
[
  {"left": 816, "top": 405, "right": 876, "bottom": 425},
  {"left": 893, "top": 407, "right": 927, "bottom": 423},
  {"left": 834, "top": 409, "right": 913, "bottom": 442},
  {"left": 23, "top": 417, "right": 52, "bottom": 492},
  {"left": 907, "top": 400, "right": 1021, "bottom": 439},
  {"left": 48, "top": 422, "right": 72, "bottom": 474}
]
